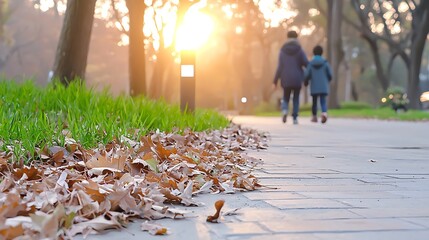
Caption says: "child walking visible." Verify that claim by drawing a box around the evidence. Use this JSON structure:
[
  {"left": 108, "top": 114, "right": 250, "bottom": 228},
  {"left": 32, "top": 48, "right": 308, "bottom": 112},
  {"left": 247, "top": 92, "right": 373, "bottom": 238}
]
[{"left": 304, "top": 46, "right": 332, "bottom": 123}]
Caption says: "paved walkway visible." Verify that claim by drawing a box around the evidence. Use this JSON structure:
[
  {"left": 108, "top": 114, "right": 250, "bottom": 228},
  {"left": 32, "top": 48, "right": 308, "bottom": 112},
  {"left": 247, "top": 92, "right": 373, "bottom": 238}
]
[{"left": 90, "top": 116, "right": 429, "bottom": 240}]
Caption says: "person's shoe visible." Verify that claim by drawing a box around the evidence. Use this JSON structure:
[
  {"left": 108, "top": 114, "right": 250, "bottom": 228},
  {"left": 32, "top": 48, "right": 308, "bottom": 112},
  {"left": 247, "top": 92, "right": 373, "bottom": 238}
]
[
  {"left": 311, "top": 115, "right": 317, "bottom": 123},
  {"left": 321, "top": 112, "right": 328, "bottom": 124},
  {"left": 282, "top": 114, "right": 287, "bottom": 123},
  {"left": 293, "top": 119, "right": 298, "bottom": 125},
  {"left": 282, "top": 110, "right": 288, "bottom": 123}
]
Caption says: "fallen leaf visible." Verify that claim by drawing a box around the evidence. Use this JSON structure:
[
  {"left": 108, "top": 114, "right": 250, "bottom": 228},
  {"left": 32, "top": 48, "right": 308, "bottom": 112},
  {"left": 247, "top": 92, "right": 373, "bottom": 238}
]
[
  {"left": 193, "top": 180, "right": 213, "bottom": 195},
  {"left": 68, "top": 213, "right": 123, "bottom": 237},
  {"left": 220, "top": 181, "right": 235, "bottom": 194},
  {"left": 206, "top": 200, "right": 225, "bottom": 223},
  {"left": 144, "top": 158, "right": 159, "bottom": 173},
  {"left": 141, "top": 221, "right": 168, "bottom": 235},
  {"left": 223, "top": 208, "right": 240, "bottom": 216},
  {"left": 12, "top": 166, "right": 42, "bottom": 181},
  {"left": 0, "top": 192, "right": 27, "bottom": 218},
  {"left": 30, "top": 204, "right": 66, "bottom": 239},
  {"left": 86, "top": 152, "right": 127, "bottom": 171},
  {"left": 0, "top": 224, "right": 25, "bottom": 239}
]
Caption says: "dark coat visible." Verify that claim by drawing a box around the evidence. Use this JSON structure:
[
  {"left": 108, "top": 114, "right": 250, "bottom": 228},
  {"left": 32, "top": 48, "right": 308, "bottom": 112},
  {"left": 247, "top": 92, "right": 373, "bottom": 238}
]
[
  {"left": 273, "top": 39, "right": 309, "bottom": 88},
  {"left": 304, "top": 55, "right": 332, "bottom": 95}
]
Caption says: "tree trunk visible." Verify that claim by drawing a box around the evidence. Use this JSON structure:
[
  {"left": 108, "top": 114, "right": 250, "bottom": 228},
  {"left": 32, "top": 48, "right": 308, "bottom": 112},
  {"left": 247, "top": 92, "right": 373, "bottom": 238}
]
[
  {"left": 149, "top": 40, "right": 167, "bottom": 99},
  {"left": 344, "top": 60, "right": 352, "bottom": 102},
  {"left": 0, "top": 0, "right": 6, "bottom": 39},
  {"left": 351, "top": 81, "right": 359, "bottom": 101},
  {"left": 327, "top": 0, "right": 343, "bottom": 109},
  {"left": 52, "top": 0, "right": 96, "bottom": 85},
  {"left": 127, "top": 0, "right": 146, "bottom": 97},
  {"left": 408, "top": 3, "right": 429, "bottom": 109},
  {"left": 364, "top": 35, "right": 389, "bottom": 91}
]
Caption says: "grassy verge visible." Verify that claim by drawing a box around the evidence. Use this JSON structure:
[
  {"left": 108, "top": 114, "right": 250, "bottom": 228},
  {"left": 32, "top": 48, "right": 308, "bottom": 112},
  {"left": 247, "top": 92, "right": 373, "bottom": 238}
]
[
  {"left": 256, "top": 102, "right": 429, "bottom": 121},
  {"left": 0, "top": 80, "right": 229, "bottom": 160}
]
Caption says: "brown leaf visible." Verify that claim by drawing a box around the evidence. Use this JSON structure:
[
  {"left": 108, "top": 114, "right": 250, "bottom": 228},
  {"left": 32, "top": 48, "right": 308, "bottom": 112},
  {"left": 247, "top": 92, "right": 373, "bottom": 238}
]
[
  {"left": 30, "top": 204, "right": 66, "bottom": 239},
  {"left": 145, "top": 171, "right": 161, "bottom": 183},
  {"left": 206, "top": 200, "right": 225, "bottom": 223},
  {"left": 0, "top": 174, "right": 15, "bottom": 192},
  {"left": 51, "top": 150, "right": 65, "bottom": 166},
  {"left": 86, "top": 152, "right": 127, "bottom": 171},
  {"left": 155, "top": 142, "right": 177, "bottom": 160},
  {"left": 107, "top": 183, "right": 138, "bottom": 212},
  {"left": 0, "top": 224, "right": 25, "bottom": 239},
  {"left": 12, "top": 166, "right": 42, "bottom": 181},
  {"left": 141, "top": 221, "right": 168, "bottom": 235},
  {"left": 0, "top": 157, "right": 8, "bottom": 165},
  {"left": 68, "top": 214, "right": 123, "bottom": 237},
  {"left": 0, "top": 192, "right": 27, "bottom": 218},
  {"left": 160, "top": 188, "right": 182, "bottom": 203}
]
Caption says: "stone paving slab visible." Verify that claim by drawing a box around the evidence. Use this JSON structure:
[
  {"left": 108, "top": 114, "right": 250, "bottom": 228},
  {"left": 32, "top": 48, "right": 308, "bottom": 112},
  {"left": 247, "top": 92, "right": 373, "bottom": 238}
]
[
  {"left": 388, "top": 190, "right": 429, "bottom": 198},
  {"left": 265, "top": 198, "right": 354, "bottom": 210},
  {"left": 235, "top": 208, "right": 363, "bottom": 221},
  {"left": 259, "top": 168, "right": 339, "bottom": 174},
  {"left": 254, "top": 173, "right": 318, "bottom": 179},
  {"left": 227, "top": 233, "right": 323, "bottom": 240},
  {"left": 257, "top": 178, "right": 367, "bottom": 186},
  {"left": 403, "top": 218, "right": 429, "bottom": 228},
  {"left": 349, "top": 208, "right": 429, "bottom": 218},
  {"left": 337, "top": 198, "right": 429, "bottom": 208},
  {"left": 243, "top": 191, "right": 306, "bottom": 200},
  {"left": 257, "top": 184, "right": 402, "bottom": 192},
  {"left": 208, "top": 222, "right": 269, "bottom": 236},
  {"left": 258, "top": 218, "right": 424, "bottom": 233},
  {"left": 314, "top": 230, "right": 429, "bottom": 240},
  {"left": 310, "top": 173, "right": 395, "bottom": 180},
  {"left": 297, "top": 191, "right": 404, "bottom": 199}
]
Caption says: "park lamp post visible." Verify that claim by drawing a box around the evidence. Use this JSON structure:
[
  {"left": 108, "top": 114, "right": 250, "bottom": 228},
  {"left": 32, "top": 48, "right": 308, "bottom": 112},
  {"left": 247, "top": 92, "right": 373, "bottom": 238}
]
[
  {"left": 177, "top": 9, "right": 214, "bottom": 113},
  {"left": 180, "top": 49, "right": 196, "bottom": 113}
]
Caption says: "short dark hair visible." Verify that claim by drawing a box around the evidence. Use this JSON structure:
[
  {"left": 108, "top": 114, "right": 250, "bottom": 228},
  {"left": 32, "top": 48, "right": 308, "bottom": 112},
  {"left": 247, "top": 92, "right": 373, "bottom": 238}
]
[
  {"left": 313, "top": 45, "right": 323, "bottom": 55},
  {"left": 287, "top": 30, "right": 298, "bottom": 39}
]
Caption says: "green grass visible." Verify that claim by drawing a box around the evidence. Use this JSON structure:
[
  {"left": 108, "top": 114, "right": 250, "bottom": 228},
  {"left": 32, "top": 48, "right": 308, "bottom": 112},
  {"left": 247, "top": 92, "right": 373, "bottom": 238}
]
[
  {"left": 0, "top": 80, "right": 229, "bottom": 161},
  {"left": 256, "top": 101, "right": 429, "bottom": 121}
]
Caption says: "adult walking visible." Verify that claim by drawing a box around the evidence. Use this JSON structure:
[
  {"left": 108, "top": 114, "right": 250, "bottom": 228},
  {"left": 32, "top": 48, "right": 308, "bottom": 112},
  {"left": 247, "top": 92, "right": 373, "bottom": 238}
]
[{"left": 273, "top": 30, "right": 309, "bottom": 124}]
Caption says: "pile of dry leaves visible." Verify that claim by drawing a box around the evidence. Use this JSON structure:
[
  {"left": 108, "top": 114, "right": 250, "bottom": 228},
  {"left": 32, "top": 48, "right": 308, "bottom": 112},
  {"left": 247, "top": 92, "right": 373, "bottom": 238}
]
[{"left": 0, "top": 124, "right": 267, "bottom": 239}]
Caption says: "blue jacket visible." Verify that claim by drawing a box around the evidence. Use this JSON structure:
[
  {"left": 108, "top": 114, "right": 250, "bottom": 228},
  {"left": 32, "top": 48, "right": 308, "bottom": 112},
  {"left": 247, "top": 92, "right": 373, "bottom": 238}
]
[
  {"left": 273, "top": 40, "right": 309, "bottom": 88},
  {"left": 304, "top": 55, "right": 332, "bottom": 95}
]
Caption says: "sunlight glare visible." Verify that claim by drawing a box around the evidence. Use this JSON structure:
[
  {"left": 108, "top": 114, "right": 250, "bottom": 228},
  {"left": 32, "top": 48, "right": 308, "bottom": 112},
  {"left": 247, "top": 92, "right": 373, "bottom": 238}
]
[
  {"left": 308, "top": 8, "right": 320, "bottom": 17},
  {"left": 257, "top": 0, "right": 297, "bottom": 28},
  {"left": 35, "top": 0, "right": 54, "bottom": 12},
  {"left": 176, "top": 10, "right": 214, "bottom": 51}
]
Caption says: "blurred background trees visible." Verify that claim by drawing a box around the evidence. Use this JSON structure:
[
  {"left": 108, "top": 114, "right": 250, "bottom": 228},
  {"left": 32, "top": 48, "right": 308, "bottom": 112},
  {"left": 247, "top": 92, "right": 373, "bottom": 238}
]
[{"left": 1, "top": 0, "right": 428, "bottom": 110}]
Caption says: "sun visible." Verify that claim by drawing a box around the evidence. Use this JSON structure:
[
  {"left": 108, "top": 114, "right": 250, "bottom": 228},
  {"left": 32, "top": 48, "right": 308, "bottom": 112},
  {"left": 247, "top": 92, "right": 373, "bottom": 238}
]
[{"left": 176, "top": 9, "right": 215, "bottom": 51}]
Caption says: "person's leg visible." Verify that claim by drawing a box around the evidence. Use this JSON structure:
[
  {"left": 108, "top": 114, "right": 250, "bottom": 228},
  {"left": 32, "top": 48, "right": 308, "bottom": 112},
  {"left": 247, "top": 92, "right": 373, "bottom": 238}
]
[
  {"left": 291, "top": 87, "right": 301, "bottom": 124},
  {"left": 320, "top": 94, "right": 328, "bottom": 123},
  {"left": 311, "top": 94, "right": 318, "bottom": 122},
  {"left": 282, "top": 87, "right": 292, "bottom": 123}
]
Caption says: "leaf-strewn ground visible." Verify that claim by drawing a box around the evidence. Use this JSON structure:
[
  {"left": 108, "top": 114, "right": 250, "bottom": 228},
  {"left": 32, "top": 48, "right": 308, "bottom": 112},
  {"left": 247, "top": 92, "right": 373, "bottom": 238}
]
[
  {"left": 1, "top": 117, "right": 267, "bottom": 238},
  {"left": 0, "top": 80, "right": 267, "bottom": 239}
]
